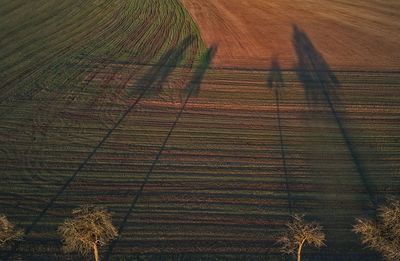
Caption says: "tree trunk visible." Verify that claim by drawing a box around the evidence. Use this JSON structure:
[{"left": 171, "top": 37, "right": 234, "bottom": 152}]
[
  {"left": 297, "top": 239, "right": 306, "bottom": 261},
  {"left": 93, "top": 243, "right": 100, "bottom": 261}
]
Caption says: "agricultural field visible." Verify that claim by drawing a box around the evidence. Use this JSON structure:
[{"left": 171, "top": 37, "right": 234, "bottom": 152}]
[
  {"left": 182, "top": 0, "right": 400, "bottom": 69},
  {"left": 0, "top": 0, "right": 400, "bottom": 260}
]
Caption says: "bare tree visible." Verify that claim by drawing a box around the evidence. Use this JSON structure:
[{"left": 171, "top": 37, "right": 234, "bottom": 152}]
[
  {"left": 58, "top": 206, "right": 118, "bottom": 261},
  {"left": 0, "top": 214, "right": 23, "bottom": 247},
  {"left": 276, "top": 214, "right": 326, "bottom": 261},
  {"left": 353, "top": 199, "right": 400, "bottom": 261}
]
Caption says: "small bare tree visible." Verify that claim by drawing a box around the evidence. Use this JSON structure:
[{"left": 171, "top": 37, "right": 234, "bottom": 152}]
[
  {"left": 58, "top": 206, "right": 118, "bottom": 261},
  {"left": 276, "top": 214, "right": 326, "bottom": 261},
  {"left": 0, "top": 214, "right": 23, "bottom": 247},
  {"left": 353, "top": 199, "right": 400, "bottom": 261}
]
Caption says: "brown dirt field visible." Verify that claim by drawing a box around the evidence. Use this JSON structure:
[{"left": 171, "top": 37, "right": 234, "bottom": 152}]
[{"left": 182, "top": 0, "right": 400, "bottom": 70}]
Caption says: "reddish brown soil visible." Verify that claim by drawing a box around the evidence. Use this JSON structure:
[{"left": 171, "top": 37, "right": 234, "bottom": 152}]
[{"left": 182, "top": 0, "right": 400, "bottom": 70}]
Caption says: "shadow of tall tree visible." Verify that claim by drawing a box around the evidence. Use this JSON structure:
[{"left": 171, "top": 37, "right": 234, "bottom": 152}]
[
  {"left": 267, "top": 57, "right": 293, "bottom": 216},
  {"left": 292, "top": 24, "right": 376, "bottom": 206},
  {"left": 103, "top": 46, "right": 217, "bottom": 261}
]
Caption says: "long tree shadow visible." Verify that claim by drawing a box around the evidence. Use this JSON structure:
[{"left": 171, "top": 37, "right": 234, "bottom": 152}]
[
  {"left": 292, "top": 24, "right": 376, "bottom": 206},
  {"left": 292, "top": 25, "right": 381, "bottom": 258},
  {"left": 267, "top": 57, "right": 293, "bottom": 216},
  {"left": 104, "top": 45, "right": 217, "bottom": 261},
  {"left": 3, "top": 37, "right": 198, "bottom": 261}
]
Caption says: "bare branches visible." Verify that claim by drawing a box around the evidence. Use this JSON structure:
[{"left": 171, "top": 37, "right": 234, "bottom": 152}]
[
  {"left": 0, "top": 214, "right": 23, "bottom": 247},
  {"left": 353, "top": 200, "right": 400, "bottom": 261},
  {"left": 58, "top": 205, "right": 118, "bottom": 261},
  {"left": 276, "top": 214, "right": 325, "bottom": 261}
]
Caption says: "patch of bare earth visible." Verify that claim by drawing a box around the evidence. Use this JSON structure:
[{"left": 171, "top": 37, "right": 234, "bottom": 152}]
[{"left": 182, "top": 0, "right": 400, "bottom": 70}]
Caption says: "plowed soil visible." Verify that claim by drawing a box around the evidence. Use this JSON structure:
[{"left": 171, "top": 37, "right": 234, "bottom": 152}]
[{"left": 182, "top": 0, "right": 400, "bottom": 70}]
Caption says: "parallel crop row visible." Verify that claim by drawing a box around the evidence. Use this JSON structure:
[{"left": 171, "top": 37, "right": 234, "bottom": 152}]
[{"left": 1, "top": 63, "right": 399, "bottom": 259}]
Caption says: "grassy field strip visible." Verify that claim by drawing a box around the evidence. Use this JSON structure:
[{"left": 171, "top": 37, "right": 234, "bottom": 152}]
[
  {"left": 104, "top": 69, "right": 398, "bottom": 259},
  {"left": 1, "top": 68, "right": 398, "bottom": 259},
  {"left": 3, "top": 69, "right": 398, "bottom": 257}
]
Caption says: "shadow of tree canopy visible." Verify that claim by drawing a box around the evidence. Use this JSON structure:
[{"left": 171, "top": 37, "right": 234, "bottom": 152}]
[
  {"left": 292, "top": 24, "right": 376, "bottom": 206},
  {"left": 293, "top": 25, "right": 340, "bottom": 106},
  {"left": 185, "top": 44, "right": 218, "bottom": 97},
  {"left": 135, "top": 35, "right": 195, "bottom": 97}
]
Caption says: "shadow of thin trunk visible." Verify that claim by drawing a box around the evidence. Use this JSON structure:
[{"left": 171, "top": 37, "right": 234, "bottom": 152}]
[
  {"left": 292, "top": 24, "right": 376, "bottom": 207},
  {"left": 104, "top": 45, "right": 217, "bottom": 261},
  {"left": 267, "top": 57, "right": 293, "bottom": 216}
]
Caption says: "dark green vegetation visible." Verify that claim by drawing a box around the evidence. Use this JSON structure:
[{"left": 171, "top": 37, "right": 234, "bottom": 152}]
[
  {"left": 1, "top": 0, "right": 400, "bottom": 260},
  {"left": 0, "top": 0, "right": 204, "bottom": 107}
]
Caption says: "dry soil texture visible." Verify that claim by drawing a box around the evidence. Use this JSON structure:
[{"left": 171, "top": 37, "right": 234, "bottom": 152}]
[{"left": 182, "top": 0, "right": 400, "bottom": 70}]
